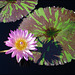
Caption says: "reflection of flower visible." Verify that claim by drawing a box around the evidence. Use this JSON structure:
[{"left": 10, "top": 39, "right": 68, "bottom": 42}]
[
  {"left": 19, "top": 7, "right": 75, "bottom": 66},
  {"left": 4, "top": 29, "right": 37, "bottom": 63}
]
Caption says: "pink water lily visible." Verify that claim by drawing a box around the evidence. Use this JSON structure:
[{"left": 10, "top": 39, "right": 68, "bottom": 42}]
[{"left": 4, "top": 29, "right": 37, "bottom": 63}]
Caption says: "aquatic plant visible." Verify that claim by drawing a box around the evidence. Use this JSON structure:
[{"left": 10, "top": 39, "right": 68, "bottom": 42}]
[
  {"left": 0, "top": 29, "right": 37, "bottom": 63},
  {"left": 19, "top": 7, "right": 75, "bottom": 66},
  {"left": 0, "top": 0, "right": 75, "bottom": 66},
  {"left": 0, "top": 0, "right": 38, "bottom": 23}
]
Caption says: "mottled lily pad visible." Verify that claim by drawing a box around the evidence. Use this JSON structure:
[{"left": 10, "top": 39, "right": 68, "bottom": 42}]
[
  {"left": 19, "top": 7, "right": 75, "bottom": 66},
  {"left": 0, "top": 0, "right": 38, "bottom": 23}
]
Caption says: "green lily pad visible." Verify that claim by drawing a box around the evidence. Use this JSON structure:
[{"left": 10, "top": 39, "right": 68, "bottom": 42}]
[
  {"left": 0, "top": 0, "right": 38, "bottom": 23},
  {"left": 19, "top": 7, "right": 75, "bottom": 66}
]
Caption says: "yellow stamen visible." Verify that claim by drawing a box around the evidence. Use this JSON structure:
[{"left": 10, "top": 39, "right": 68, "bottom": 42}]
[{"left": 15, "top": 38, "right": 27, "bottom": 50}]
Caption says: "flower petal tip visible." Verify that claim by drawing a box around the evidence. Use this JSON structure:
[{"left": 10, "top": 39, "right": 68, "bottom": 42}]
[{"left": 16, "top": 57, "right": 22, "bottom": 63}]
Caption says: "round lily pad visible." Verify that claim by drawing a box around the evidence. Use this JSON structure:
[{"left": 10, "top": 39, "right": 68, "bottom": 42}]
[
  {"left": 0, "top": 0, "right": 38, "bottom": 23},
  {"left": 19, "top": 7, "right": 75, "bottom": 66}
]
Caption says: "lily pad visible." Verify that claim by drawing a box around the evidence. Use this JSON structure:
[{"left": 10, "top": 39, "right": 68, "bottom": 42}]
[
  {"left": 0, "top": 0, "right": 38, "bottom": 23},
  {"left": 19, "top": 7, "right": 75, "bottom": 66}
]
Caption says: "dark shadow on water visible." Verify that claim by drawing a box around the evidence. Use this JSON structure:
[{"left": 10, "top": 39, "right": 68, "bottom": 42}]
[
  {"left": 19, "top": 58, "right": 31, "bottom": 67},
  {"left": 36, "top": 37, "right": 63, "bottom": 63}
]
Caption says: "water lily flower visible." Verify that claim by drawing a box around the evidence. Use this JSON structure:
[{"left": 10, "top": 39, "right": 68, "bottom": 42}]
[{"left": 3, "top": 29, "right": 37, "bottom": 63}]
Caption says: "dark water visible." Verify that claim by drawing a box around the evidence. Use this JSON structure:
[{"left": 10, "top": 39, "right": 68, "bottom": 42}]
[{"left": 0, "top": 0, "right": 75, "bottom": 74}]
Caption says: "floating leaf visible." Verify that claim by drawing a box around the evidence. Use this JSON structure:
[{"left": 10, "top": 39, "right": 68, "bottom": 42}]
[
  {"left": 0, "top": 0, "right": 38, "bottom": 23},
  {"left": 0, "top": 1, "right": 7, "bottom": 8},
  {"left": 19, "top": 7, "right": 75, "bottom": 66}
]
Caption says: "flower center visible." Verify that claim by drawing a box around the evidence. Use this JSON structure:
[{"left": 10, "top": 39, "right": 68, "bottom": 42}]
[{"left": 15, "top": 38, "right": 27, "bottom": 50}]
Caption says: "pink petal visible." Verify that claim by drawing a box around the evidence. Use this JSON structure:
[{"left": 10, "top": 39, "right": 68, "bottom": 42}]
[
  {"left": 27, "top": 37, "right": 36, "bottom": 44},
  {"left": 24, "top": 56, "right": 28, "bottom": 61},
  {"left": 11, "top": 51, "right": 17, "bottom": 58},
  {"left": 16, "top": 53, "right": 22, "bottom": 63},
  {"left": 28, "top": 41, "right": 37, "bottom": 45},
  {"left": 25, "top": 50, "right": 34, "bottom": 58},
  {"left": 29, "top": 47, "right": 37, "bottom": 50},
  {"left": 28, "top": 44, "right": 37, "bottom": 48},
  {"left": 27, "top": 44, "right": 37, "bottom": 50},
  {"left": 5, "top": 48, "right": 16, "bottom": 54},
  {"left": 25, "top": 50, "right": 33, "bottom": 55},
  {"left": 15, "top": 29, "right": 22, "bottom": 38},
  {"left": 14, "top": 30, "right": 18, "bottom": 39},
  {"left": 27, "top": 34, "right": 34, "bottom": 40},
  {"left": 27, "top": 37, "right": 32, "bottom": 42},
  {"left": 22, "top": 30, "right": 26, "bottom": 38},
  {"left": 31, "top": 41, "right": 37, "bottom": 44},
  {"left": 18, "top": 52, "right": 23, "bottom": 58},
  {"left": 5, "top": 40, "right": 14, "bottom": 47},
  {"left": 16, "top": 29, "right": 20, "bottom": 37},
  {"left": 23, "top": 51, "right": 28, "bottom": 57},
  {"left": 31, "top": 37, "right": 36, "bottom": 41},
  {"left": 22, "top": 30, "right": 25, "bottom": 38},
  {"left": 26, "top": 34, "right": 34, "bottom": 41},
  {"left": 9, "top": 30, "right": 18, "bottom": 40},
  {"left": 31, "top": 34, "right": 34, "bottom": 37},
  {"left": 23, "top": 51, "right": 28, "bottom": 61},
  {"left": 19, "top": 29, "right": 23, "bottom": 37},
  {"left": 8, "top": 37, "right": 15, "bottom": 44},
  {"left": 27, "top": 33, "right": 32, "bottom": 38},
  {"left": 9, "top": 30, "right": 15, "bottom": 38},
  {"left": 9, "top": 33, "right": 14, "bottom": 38},
  {"left": 10, "top": 30, "right": 14, "bottom": 34},
  {"left": 24, "top": 30, "right": 28, "bottom": 38}
]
